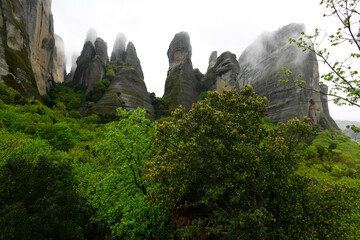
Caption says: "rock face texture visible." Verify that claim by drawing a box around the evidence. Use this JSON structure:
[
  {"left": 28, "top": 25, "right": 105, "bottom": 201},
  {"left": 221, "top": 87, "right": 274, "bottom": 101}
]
[
  {"left": 85, "top": 37, "right": 154, "bottom": 120},
  {"left": 0, "top": 0, "right": 61, "bottom": 98},
  {"left": 208, "top": 51, "right": 217, "bottom": 71},
  {"left": 72, "top": 38, "right": 106, "bottom": 93},
  {"left": 163, "top": 32, "right": 199, "bottom": 111},
  {"left": 52, "top": 35, "right": 65, "bottom": 83},
  {"left": 238, "top": 23, "right": 337, "bottom": 128},
  {"left": 204, "top": 51, "right": 240, "bottom": 92},
  {"left": 94, "top": 38, "right": 109, "bottom": 64}
]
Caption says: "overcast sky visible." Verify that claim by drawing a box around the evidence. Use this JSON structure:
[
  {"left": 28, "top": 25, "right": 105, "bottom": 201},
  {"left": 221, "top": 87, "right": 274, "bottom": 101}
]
[{"left": 52, "top": 0, "right": 360, "bottom": 122}]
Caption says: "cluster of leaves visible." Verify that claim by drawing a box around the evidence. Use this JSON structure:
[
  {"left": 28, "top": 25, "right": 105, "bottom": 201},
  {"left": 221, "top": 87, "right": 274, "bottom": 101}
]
[
  {"left": 149, "top": 92, "right": 170, "bottom": 120},
  {"left": 1, "top": 82, "right": 359, "bottom": 239},
  {"left": 86, "top": 79, "right": 111, "bottom": 103},
  {"left": 44, "top": 83, "right": 84, "bottom": 113},
  {"left": 147, "top": 86, "right": 359, "bottom": 239},
  {"left": 289, "top": 0, "right": 360, "bottom": 107}
]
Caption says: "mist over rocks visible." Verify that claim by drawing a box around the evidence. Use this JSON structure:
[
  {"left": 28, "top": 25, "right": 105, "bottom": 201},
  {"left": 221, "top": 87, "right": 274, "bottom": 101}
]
[
  {"left": 238, "top": 22, "right": 338, "bottom": 129},
  {"left": 110, "top": 33, "right": 127, "bottom": 62},
  {"left": 77, "top": 33, "right": 154, "bottom": 120},
  {"left": 85, "top": 28, "right": 98, "bottom": 45},
  {"left": 163, "top": 31, "right": 199, "bottom": 111}
]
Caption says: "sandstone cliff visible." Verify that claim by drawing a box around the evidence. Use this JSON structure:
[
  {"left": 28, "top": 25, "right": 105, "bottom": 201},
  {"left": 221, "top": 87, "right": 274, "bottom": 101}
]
[
  {"left": 163, "top": 32, "right": 199, "bottom": 111},
  {"left": 0, "top": 0, "right": 62, "bottom": 98},
  {"left": 238, "top": 23, "right": 338, "bottom": 129}
]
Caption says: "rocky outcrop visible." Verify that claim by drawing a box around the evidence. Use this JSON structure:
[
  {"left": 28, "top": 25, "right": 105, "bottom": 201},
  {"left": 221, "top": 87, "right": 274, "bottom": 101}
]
[
  {"left": 110, "top": 33, "right": 126, "bottom": 62},
  {"left": 0, "top": 0, "right": 61, "bottom": 98},
  {"left": 72, "top": 38, "right": 107, "bottom": 93},
  {"left": 85, "top": 66, "right": 155, "bottom": 120},
  {"left": 163, "top": 32, "right": 198, "bottom": 111},
  {"left": 84, "top": 38, "right": 154, "bottom": 120},
  {"left": 203, "top": 51, "right": 240, "bottom": 92},
  {"left": 208, "top": 51, "right": 217, "bottom": 71},
  {"left": 52, "top": 35, "right": 65, "bottom": 83},
  {"left": 95, "top": 38, "right": 109, "bottom": 64},
  {"left": 238, "top": 23, "right": 338, "bottom": 129},
  {"left": 125, "top": 41, "right": 143, "bottom": 79}
]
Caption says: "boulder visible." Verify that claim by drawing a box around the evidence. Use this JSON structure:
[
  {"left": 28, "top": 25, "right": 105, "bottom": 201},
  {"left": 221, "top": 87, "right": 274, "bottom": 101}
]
[{"left": 163, "top": 32, "right": 198, "bottom": 111}]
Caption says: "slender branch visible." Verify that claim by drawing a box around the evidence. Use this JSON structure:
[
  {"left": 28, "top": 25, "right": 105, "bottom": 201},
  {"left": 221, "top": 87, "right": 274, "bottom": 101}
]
[{"left": 297, "top": 84, "right": 360, "bottom": 107}]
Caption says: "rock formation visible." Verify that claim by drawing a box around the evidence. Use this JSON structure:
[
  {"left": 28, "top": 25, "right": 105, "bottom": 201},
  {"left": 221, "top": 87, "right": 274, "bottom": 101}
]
[
  {"left": 84, "top": 36, "right": 154, "bottom": 120},
  {"left": 203, "top": 51, "right": 240, "bottom": 92},
  {"left": 0, "top": 0, "right": 62, "bottom": 98},
  {"left": 208, "top": 51, "right": 217, "bottom": 71},
  {"left": 72, "top": 37, "right": 107, "bottom": 93},
  {"left": 238, "top": 23, "right": 338, "bottom": 129},
  {"left": 125, "top": 41, "right": 143, "bottom": 79},
  {"left": 163, "top": 32, "right": 199, "bottom": 111},
  {"left": 52, "top": 35, "right": 65, "bottom": 83},
  {"left": 110, "top": 33, "right": 126, "bottom": 62},
  {"left": 94, "top": 38, "right": 109, "bottom": 64}
]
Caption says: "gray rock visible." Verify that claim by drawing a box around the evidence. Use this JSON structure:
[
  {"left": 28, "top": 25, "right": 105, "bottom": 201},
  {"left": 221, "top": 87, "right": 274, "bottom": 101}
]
[
  {"left": 72, "top": 41, "right": 97, "bottom": 88},
  {"left": 94, "top": 37, "right": 109, "bottom": 63},
  {"left": 52, "top": 35, "right": 65, "bottom": 83},
  {"left": 238, "top": 23, "right": 338, "bottom": 129},
  {"left": 85, "top": 66, "right": 154, "bottom": 120},
  {"left": 204, "top": 51, "right": 240, "bottom": 92},
  {"left": 207, "top": 51, "right": 217, "bottom": 70},
  {"left": 125, "top": 41, "right": 143, "bottom": 79},
  {"left": 163, "top": 32, "right": 198, "bottom": 111},
  {"left": 110, "top": 33, "right": 127, "bottom": 62}
]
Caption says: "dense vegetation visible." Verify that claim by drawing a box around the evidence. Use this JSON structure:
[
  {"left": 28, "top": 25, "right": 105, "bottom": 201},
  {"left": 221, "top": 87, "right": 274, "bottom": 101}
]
[{"left": 0, "top": 82, "right": 360, "bottom": 239}]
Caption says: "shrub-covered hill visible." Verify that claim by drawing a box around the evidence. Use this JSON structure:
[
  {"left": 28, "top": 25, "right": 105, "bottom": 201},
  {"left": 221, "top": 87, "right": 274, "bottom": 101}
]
[{"left": 0, "top": 83, "right": 360, "bottom": 239}]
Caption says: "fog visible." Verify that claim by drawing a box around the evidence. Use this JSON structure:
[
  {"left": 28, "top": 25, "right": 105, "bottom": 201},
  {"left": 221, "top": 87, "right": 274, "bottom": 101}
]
[{"left": 52, "top": 0, "right": 360, "bottom": 121}]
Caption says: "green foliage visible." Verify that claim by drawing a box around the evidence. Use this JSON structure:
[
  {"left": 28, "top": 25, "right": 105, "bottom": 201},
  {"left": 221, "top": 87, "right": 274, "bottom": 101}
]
[
  {"left": 289, "top": 0, "right": 360, "bottom": 108},
  {"left": 150, "top": 92, "right": 170, "bottom": 119},
  {"left": 46, "top": 83, "right": 84, "bottom": 111},
  {"left": 75, "top": 108, "right": 172, "bottom": 239},
  {"left": 147, "top": 86, "right": 355, "bottom": 239},
  {"left": 197, "top": 91, "right": 209, "bottom": 101},
  {"left": 105, "top": 67, "right": 116, "bottom": 81},
  {"left": 0, "top": 130, "right": 85, "bottom": 240},
  {"left": 86, "top": 79, "right": 112, "bottom": 103},
  {"left": 0, "top": 83, "right": 27, "bottom": 105}
]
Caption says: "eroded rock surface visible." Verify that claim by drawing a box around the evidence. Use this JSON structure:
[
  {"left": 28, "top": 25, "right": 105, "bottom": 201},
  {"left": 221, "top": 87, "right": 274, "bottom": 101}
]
[
  {"left": 238, "top": 23, "right": 338, "bottom": 129},
  {"left": 163, "top": 32, "right": 198, "bottom": 111},
  {"left": 84, "top": 38, "right": 154, "bottom": 120},
  {"left": 0, "top": 0, "right": 61, "bottom": 98},
  {"left": 204, "top": 51, "right": 240, "bottom": 92}
]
